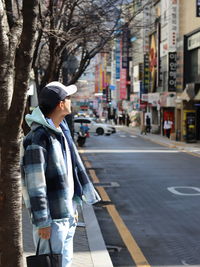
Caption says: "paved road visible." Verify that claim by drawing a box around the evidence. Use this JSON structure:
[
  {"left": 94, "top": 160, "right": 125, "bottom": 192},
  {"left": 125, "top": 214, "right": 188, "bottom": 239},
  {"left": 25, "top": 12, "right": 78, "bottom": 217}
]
[{"left": 81, "top": 129, "right": 200, "bottom": 267}]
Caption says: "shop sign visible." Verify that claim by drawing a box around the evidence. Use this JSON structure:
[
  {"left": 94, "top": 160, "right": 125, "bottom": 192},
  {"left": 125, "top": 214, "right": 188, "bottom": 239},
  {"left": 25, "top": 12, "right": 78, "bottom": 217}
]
[
  {"left": 141, "top": 94, "right": 148, "bottom": 102},
  {"left": 149, "top": 33, "right": 157, "bottom": 92},
  {"left": 133, "top": 81, "right": 141, "bottom": 93},
  {"left": 143, "top": 5, "right": 150, "bottom": 53},
  {"left": 160, "top": 0, "right": 178, "bottom": 54},
  {"left": 168, "top": 52, "right": 177, "bottom": 91},
  {"left": 188, "top": 31, "right": 200, "bottom": 50},
  {"left": 120, "top": 68, "right": 127, "bottom": 99},
  {"left": 140, "top": 103, "right": 147, "bottom": 109},
  {"left": 160, "top": 92, "right": 176, "bottom": 107},
  {"left": 148, "top": 93, "right": 160, "bottom": 106},
  {"left": 115, "top": 39, "right": 120, "bottom": 79},
  {"left": 143, "top": 54, "right": 150, "bottom": 93},
  {"left": 168, "top": 0, "right": 178, "bottom": 50},
  {"left": 130, "top": 94, "right": 135, "bottom": 102},
  {"left": 121, "top": 26, "right": 129, "bottom": 69}
]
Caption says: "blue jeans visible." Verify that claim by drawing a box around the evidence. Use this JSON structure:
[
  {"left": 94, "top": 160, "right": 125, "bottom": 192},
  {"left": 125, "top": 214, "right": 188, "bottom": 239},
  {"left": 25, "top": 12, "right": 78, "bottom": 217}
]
[{"left": 33, "top": 217, "right": 77, "bottom": 267}]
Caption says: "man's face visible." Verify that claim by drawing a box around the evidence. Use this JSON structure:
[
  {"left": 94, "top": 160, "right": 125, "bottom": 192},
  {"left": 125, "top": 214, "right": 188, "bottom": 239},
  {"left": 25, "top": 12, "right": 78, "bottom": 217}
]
[
  {"left": 60, "top": 96, "right": 71, "bottom": 115},
  {"left": 64, "top": 96, "right": 72, "bottom": 115}
]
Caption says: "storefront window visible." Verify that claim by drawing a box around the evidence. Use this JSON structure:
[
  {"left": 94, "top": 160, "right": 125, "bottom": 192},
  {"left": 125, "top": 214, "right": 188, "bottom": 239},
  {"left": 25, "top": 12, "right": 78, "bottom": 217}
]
[
  {"left": 189, "top": 48, "right": 200, "bottom": 82},
  {"left": 152, "top": 107, "right": 158, "bottom": 124}
]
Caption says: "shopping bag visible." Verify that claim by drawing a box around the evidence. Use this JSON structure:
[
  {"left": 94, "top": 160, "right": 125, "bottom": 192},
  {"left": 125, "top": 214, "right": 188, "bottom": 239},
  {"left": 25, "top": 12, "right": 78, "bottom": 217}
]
[{"left": 26, "top": 238, "right": 62, "bottom": 267}]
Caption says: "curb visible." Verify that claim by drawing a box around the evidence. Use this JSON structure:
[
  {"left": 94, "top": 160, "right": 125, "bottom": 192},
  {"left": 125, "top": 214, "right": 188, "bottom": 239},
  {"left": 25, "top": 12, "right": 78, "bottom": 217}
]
[
  {"left": 120, "top": 126, "right": 200, "bottom": 157},
  {"left": 82, "top": 203, "right": 113, "bottom": 267}
]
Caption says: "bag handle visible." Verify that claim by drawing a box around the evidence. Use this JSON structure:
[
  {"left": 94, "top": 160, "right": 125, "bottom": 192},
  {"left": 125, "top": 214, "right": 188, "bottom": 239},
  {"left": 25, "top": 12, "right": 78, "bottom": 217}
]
[{"left": 36, "top": 238, "right": 54, "bottom": 255}]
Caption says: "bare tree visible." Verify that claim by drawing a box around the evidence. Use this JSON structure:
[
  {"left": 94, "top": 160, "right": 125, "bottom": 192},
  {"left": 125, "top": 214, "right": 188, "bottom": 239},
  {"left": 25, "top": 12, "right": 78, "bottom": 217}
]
[
  {"left": 0, "top": 0, "right": 132, "bottom": 265},
  {"left": 32, "top": 0, "right": 131, "bottom": 90},
  {"left": 0, "top": 1, "right": 39, "bottom": 266}
]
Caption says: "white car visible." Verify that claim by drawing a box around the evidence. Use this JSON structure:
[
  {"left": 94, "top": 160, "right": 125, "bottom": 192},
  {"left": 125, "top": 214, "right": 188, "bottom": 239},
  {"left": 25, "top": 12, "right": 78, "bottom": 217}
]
[{"left": 74, "top": 117, "right": 114, "bottom": 135}]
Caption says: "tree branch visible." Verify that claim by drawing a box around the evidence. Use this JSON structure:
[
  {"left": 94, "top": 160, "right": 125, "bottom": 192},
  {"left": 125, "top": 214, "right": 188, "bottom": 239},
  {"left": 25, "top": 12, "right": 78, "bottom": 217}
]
[{"left": 6, "top": 0, "right": 39, "bottom": 138}]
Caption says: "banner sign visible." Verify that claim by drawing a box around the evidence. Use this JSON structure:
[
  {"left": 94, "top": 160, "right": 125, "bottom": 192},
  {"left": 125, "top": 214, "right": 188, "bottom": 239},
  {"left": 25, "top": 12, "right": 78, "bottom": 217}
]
[
  {"left": 121, "top": 26, "right": 129, "bottom": 69},
  {"left": 115, "top": 39, "right": 121, "bottom": 79},
  {"left": 120, "top": 68, "right": 127, "bottom": 99},
  {"left": 143, "top": 54, "right": 150, "bottom": 93},
  {"left": 168, "top": 52, "right": 177, "bottom": 91}
]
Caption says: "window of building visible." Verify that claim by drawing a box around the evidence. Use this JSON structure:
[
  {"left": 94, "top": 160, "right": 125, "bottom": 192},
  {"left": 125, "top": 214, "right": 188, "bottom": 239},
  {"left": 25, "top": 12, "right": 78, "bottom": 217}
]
[{"left": 188, "top": 48, "right": 200, "bottom": 82}]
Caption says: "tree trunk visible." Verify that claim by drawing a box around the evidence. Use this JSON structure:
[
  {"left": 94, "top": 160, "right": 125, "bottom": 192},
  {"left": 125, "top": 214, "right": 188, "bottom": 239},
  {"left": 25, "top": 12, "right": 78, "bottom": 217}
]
[
  {"left": 0, "top": 0, "right": 39, "bottom": 266},
  {"left": 0, "top": 136, "right": 23, "bottom": 267}
]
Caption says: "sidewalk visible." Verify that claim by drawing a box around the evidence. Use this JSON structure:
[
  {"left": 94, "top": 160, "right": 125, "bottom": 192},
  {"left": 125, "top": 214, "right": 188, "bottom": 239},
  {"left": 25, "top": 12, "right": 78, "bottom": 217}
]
[
  {"left": 23, "top": 202, "right": 113, "bottom": 267},
  {"left": 118, "top": 125, "right": 200, "bottom": 157}
]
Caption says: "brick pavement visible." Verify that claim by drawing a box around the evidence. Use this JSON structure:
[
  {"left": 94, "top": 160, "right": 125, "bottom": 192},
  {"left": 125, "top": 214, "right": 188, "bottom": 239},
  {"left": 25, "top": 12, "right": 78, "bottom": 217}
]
[
  {"left": 22, "top": 206, "right": 94, "bottom": 267},
  {"left": 23, "top": 203, "right": 113, "bottom": 267}
]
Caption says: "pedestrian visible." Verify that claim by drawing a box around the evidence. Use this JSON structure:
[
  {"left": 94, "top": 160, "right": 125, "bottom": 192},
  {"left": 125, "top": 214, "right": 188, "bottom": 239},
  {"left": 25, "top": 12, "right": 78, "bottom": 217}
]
[
  {"left": 79, "top": 123, "right": 89, "bottom": 137},
  {"left": 84, "top": 124, "right": 90, "bottom": 137},
  {"left": 21, "top": 81, "right": 100, "bottom": 267},
  {"left": 122, "top": 111, "right": 126, "bottom": 125},
  {"left": 164, "top": 117, "right": 173, "bottom": 138},
  {"left": 145, "top": 115, "right": 151, "bottom": 133},
  {"left": 126, "top": 113, "right": 130, "bottom": 127}
]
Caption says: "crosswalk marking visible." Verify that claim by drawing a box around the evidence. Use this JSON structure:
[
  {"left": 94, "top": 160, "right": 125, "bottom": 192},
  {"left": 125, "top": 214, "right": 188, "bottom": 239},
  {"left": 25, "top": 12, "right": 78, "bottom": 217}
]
[{"left": 118, "top": 134, "right": 137, "bottom": 138}]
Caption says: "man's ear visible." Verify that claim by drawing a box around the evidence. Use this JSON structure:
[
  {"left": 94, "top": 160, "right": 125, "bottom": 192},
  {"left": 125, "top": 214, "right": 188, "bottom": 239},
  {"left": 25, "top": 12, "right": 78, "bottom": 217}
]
[{"left": 58, "top": 101, "right": 64, "bottom": 109}]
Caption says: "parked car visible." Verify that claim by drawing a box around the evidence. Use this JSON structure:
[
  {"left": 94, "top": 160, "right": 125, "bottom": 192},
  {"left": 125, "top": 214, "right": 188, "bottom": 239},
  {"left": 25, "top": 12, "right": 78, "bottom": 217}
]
[{"left": 74, "top": 117, "right": 115, "bottom": 135}]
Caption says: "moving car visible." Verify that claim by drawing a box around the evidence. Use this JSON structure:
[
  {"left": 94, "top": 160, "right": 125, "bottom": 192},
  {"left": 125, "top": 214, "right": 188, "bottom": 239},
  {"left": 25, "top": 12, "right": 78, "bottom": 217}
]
[{"left": 74, "top": 117, "right": 115, "bottom": 135}]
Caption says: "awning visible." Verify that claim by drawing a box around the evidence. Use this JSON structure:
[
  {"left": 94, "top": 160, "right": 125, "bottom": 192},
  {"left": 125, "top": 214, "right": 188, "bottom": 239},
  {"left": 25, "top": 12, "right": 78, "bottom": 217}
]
[
  {"left": 180, "top": 83, "right": 198, "bottom": 101},
  {"left": 180, "top": 89, "right": 190, "bottom": 101}
]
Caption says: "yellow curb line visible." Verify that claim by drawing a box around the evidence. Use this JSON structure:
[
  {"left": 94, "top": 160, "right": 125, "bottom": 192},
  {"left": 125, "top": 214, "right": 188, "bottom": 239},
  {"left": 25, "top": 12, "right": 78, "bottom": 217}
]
[
  {"left": 126, "top": 129, "right": 200, "bottom": 159},
  {"left": 81, "top": 153, "right": 151, "bottom": 267}
]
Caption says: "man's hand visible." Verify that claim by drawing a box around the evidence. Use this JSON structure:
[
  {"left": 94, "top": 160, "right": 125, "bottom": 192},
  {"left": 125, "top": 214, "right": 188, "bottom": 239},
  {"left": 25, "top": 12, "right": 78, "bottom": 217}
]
[
  {"left": 75, "top": 210, "right": 78, "bottom": 223},
  {"left": 38, "top": 226, "right": 51, "bottom": 240}
]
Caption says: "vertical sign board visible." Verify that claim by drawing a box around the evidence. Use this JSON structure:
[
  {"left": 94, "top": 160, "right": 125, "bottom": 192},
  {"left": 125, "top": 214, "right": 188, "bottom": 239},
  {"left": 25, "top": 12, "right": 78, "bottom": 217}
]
[
  {"left": 95, "top": 65, "right": 99, "bottom": 93},
  {"left": 197, "top": 0, "right": 200, "bottom": 17},
  {"left": 120, "top": 68, "right": 127, "bottom": 99},
  {"left": 143, "top": 54, "right": 150, "bottom": 94},
  {"left": 168, "top": 52, "right": 177, "bottom": 91},
  {"left": 115, "top": 39, "right": 121, "bottom": 80},
  {"left": 121, "top": 26, "right": 129, "bottom": 69},
  {"left": 120, "top": 31, "right": 127, "bottom": 100},
  {"left": 168, "top": 0, "right": 178, "bottom": 51},
  {"left": 143, "top": 5, "right": 150, "bottom": 53},
  {"left": 120, "top": 26, "right": 129, "bottom": 100}
]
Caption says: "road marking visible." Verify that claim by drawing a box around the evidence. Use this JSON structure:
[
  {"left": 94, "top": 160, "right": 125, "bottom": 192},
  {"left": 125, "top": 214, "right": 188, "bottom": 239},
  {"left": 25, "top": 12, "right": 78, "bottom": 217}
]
[
  {"left": 184, "top": 150, "right": 200, "bottom": 158},
  {"left": 84, "top": 157, "right": 151, "bottom": 267},
  {"left": 79, "top": 149, "right": 180, "bottom": 153},
  {"left": 130, "top": 135, "right": 137, "bottom": 138},
  {"left": 182, "top": 260, "right": 190, "bottom": 266},
  {"left": 132, "top": 131, "right": 200, "bottom": 158},
  {"left": 168, "top": 186, "right": 200, "bottom": 196},
  {"left": 119, "top": 135, "right": 126, "bottom": 138}
]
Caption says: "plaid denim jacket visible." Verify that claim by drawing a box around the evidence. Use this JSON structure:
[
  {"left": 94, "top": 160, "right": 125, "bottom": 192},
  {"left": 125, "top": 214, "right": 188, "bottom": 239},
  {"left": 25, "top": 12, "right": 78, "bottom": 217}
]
[{"left": 21, "top": 113, "right": 100, "bottom": 228}]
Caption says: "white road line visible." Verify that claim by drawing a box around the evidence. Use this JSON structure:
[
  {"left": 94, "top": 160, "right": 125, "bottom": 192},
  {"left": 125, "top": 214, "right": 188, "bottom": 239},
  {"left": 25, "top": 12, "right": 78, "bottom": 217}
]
[{"left": 80, "top": 149, "right": 180, "bottom": 153}]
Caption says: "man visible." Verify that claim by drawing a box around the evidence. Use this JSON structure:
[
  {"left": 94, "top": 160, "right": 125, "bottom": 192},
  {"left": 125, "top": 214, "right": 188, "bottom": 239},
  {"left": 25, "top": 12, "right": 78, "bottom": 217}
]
[
  {"left": 164, "top": 117, "right": 173, "bottom": 138},
  {"left": 21, "top": 81, "right": 100, "bottom": 267},
  {"left": 145, "top": 115, "right": 151, "bottom": 133}
]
